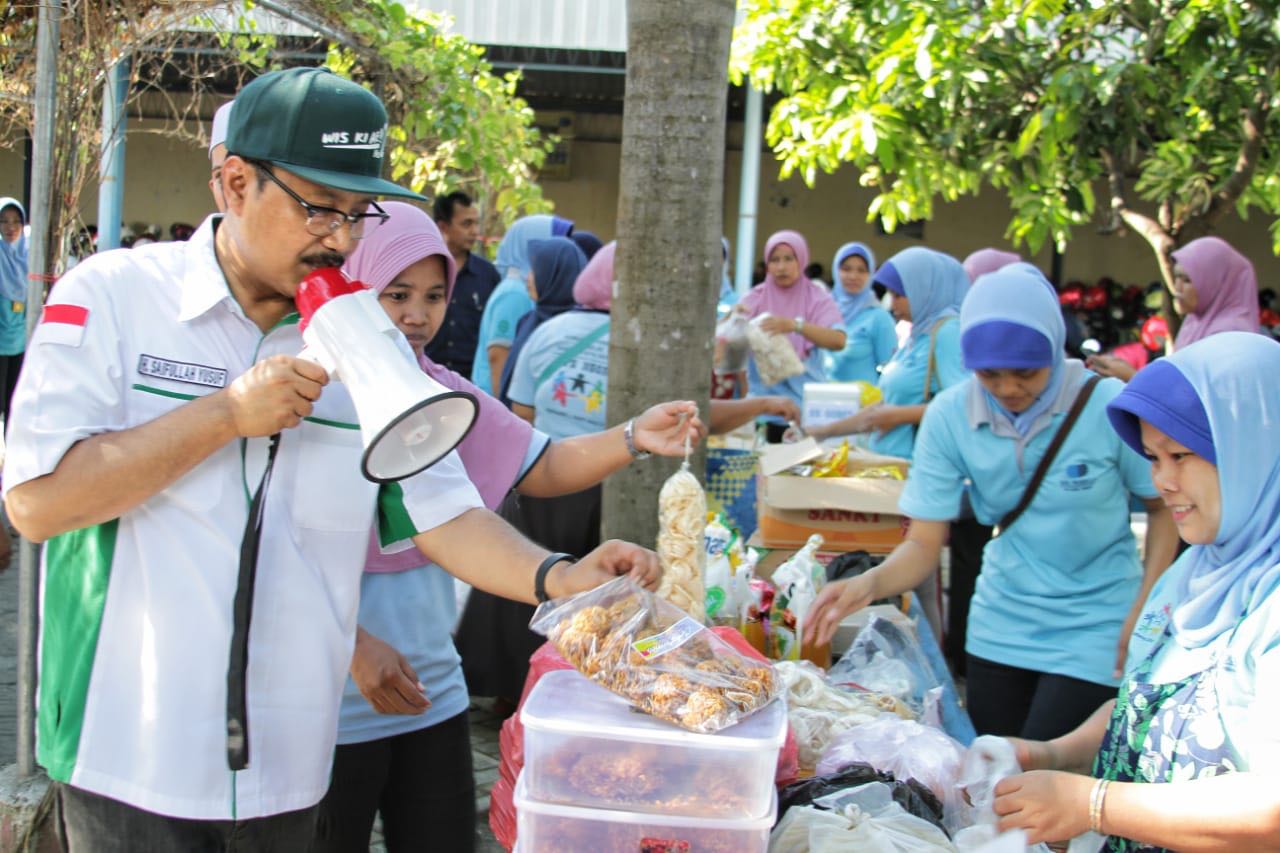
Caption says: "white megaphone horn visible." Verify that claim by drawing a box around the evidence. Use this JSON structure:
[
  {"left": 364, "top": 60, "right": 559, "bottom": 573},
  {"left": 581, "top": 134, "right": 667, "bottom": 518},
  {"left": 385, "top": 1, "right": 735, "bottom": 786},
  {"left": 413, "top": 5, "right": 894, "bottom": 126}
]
[{"left": 296, "top": 268, "right": 479, "bottom": 483}]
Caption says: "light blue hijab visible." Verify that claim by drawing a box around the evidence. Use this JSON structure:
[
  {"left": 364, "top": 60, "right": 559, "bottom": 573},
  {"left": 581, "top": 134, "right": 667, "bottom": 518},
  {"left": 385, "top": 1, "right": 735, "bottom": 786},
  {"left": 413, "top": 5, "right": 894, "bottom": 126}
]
[
  {"left": 960, "top": 264, "right": 1068, "bottom": 436},
  {"left": 1108, "top": 332, "right": 1280, "bottom": 649},
  {"left": 831, "top": 241, "right": 877, "bottom": 327},
  {"left": 493, "top": 214, "right": 555, "bottom": 282},
  {"left": 0, "top": 197, "right": 28, "bottom": 303},
  {"left": 888, "top": 247, "right": 969, "bottom": 343}
]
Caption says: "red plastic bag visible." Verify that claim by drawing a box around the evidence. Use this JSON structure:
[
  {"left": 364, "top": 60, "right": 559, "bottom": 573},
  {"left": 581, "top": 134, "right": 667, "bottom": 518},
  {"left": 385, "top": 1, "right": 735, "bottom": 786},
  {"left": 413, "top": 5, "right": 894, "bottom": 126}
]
[{"left": 489, "top": 630, "right": 799, "bottom": 849}]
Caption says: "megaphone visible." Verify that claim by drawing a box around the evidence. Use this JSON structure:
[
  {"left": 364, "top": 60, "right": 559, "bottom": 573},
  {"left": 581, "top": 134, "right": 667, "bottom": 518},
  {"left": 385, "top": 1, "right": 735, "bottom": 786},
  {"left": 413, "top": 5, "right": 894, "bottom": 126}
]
[{"left": 296, "top": 268, "right": 478, "bottom": 483}]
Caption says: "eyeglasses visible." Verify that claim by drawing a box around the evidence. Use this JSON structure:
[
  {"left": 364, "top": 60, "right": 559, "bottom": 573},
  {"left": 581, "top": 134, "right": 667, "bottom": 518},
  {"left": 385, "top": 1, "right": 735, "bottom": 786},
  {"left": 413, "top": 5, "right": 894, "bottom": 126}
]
[{"left": 250, "top": 161, "right": 388, "bottom": 240}]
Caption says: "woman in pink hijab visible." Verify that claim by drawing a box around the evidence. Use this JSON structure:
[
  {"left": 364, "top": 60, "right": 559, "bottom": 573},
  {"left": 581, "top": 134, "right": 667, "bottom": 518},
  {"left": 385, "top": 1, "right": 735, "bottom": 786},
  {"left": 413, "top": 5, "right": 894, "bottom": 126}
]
[
  {"left": 1091, "top": 237, "right": 1260, "bottom": 382},
  {"left": 316, "top": 203, "right": 704, "bottom": 853},
  {"left": 738, "top": 229, "right": 846, "bottom": 441}
]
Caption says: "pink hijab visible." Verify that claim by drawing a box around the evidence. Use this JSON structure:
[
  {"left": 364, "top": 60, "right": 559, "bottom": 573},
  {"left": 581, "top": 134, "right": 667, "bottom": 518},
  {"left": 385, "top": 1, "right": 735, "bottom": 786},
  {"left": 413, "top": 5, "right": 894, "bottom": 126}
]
[
  {"left": 573, "top": 240, "right": 616, "bottom": 310},
  {"left": 1171, "top": 236, "right": 1261, "bottom": 349},
  {"left": 344, "top": 202, "right": 536, "bottom": 573},
  {"left": 962, "top": 248, "right": 1021, "bottom": 283},
  {"left": 740, "top": 230, "right": 842, "bottom": 358}
]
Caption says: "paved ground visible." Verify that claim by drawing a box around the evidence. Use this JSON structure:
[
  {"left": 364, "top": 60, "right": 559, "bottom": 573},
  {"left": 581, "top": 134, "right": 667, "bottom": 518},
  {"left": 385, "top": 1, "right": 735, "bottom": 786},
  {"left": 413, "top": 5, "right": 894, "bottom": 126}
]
[{"left": 0, "top": 525, "right": 506, "bottom": 851}]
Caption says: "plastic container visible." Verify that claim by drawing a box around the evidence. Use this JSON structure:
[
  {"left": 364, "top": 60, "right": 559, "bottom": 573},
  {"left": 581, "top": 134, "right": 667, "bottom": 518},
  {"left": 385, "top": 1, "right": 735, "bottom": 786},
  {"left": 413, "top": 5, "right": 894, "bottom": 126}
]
[
  {"left": 515, "top": 770, "right": 776, "bottom": 853},
  {"left": 521, "top": 669, "right": 786, "bottom": 820}
]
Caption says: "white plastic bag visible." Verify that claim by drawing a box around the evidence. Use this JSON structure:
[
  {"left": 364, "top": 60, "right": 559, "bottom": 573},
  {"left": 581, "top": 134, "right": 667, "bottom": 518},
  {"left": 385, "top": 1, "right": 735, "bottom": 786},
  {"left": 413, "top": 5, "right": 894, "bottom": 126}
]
[
  {"left": 771, "top": 796, "right": 957, "bottom": 853},
  {"left": 747, "top": 313, "right": 806, "bottom": 386},
  {"left": 956, "top": 735, "right": 1022, "bottom": 824},
  {"left": 829, "top": 614, "right": 942, "bottom": 717}
]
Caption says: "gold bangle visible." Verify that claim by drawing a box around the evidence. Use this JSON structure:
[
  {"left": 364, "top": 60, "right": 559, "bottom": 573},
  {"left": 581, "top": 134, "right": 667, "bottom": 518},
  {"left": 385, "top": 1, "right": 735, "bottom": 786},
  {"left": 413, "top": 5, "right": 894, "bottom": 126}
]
[{"left": 1089, "top": 778, "right": 1110, "bottom": 834}]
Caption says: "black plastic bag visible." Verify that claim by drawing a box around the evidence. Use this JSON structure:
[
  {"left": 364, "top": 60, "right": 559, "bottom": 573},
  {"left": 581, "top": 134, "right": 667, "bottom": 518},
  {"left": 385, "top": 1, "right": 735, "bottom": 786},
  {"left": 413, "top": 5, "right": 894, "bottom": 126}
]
[{"left": 776, "top": 761, "right": 946, "bottom": 833}]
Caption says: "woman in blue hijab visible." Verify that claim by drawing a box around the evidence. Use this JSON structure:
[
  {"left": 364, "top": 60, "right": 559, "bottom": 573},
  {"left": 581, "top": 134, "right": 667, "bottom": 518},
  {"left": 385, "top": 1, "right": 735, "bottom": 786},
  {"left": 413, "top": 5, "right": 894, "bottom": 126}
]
[
  {"left": 825, "top": 241, "right": 897, "bottom": 383},
  {"left": 991, "top": 332, "right": 1280, "bottom": 850},
  {"left": 805, "top": 247, "right": 970, "bottom": 459},
  {"left": 472, "top": 214, "right": 570, "bottom": 395},
  {"left": 0, "top": 197, "right": 28, "bottom": 431},
  {"left": 496, "top": 237, "right": 588, "bottom": 405},
  {"left": 807, "top": 264, "right": 1178, "bottom": 741}
]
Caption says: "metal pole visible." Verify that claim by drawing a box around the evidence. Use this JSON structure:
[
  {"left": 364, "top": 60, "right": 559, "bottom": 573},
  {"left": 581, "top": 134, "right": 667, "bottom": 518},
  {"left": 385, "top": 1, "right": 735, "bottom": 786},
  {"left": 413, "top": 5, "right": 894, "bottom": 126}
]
[
  {"left": 97, "top": 58, "right": 130, "bottom": 251},
  {"left": 734, "top": 84, "right": 763, "bottom": 295},
  {"left": 18, "top": 0, "right": 62, "bottom": 779}
]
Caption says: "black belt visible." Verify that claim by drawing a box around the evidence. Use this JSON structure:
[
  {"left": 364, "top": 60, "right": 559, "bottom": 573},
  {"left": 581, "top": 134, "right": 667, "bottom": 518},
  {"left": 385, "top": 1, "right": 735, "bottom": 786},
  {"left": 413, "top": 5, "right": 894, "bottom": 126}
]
[{"left": 226, "top": 432, "right": 281, "bottom": 771}]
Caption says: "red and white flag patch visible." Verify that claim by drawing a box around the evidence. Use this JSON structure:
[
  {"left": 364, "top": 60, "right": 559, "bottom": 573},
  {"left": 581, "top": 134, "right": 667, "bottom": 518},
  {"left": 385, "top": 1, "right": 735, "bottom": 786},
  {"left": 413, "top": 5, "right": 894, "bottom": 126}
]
[{"left": 39, "top": 303, "right": 89, "bottom": 347}]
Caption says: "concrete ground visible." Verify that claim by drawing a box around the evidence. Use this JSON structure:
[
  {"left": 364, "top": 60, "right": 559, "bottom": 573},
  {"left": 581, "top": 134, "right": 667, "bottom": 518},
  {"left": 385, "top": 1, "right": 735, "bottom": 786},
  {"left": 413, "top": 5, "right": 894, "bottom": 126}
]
[{"left": 0, "top": 526, "right": 506, "bottom": 851}]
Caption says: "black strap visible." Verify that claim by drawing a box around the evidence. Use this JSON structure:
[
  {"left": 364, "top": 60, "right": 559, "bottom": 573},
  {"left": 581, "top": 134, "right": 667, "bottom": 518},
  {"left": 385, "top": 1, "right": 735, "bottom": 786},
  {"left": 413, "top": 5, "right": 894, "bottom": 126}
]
[
  {"left": 995, "top": 375, "right": 1103, "bottom": 537},
  {"left": 226, "top": 432, "right": 281, "bottom": 771}
]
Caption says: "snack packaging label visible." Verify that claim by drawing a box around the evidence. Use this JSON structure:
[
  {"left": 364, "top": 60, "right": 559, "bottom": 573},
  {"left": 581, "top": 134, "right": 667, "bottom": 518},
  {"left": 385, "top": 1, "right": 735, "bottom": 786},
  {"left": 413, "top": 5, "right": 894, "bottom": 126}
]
[{"left": 632, "top": 616, "right": 704, "bottom": 660}]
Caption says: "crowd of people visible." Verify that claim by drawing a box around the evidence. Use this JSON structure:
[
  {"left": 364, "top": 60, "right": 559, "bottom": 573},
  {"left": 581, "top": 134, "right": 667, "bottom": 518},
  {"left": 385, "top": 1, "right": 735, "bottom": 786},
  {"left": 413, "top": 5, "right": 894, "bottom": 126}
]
[{"left": 2, "top": 61, "right": 1278, "bottom": 853}]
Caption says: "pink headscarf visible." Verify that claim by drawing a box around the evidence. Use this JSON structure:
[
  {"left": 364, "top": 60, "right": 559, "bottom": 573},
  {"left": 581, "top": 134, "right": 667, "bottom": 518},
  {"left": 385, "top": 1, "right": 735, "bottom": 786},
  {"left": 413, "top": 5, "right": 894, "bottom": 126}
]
[
  {"left": 962, "top": 248, "right": 1021, "bottom": 283},
  {"left": 344, "top": 202, "right": 536, "bottom": 573},
  {"left": 573, "top": 240, "right": 616, "bottom": 311},
  {"left": 740, "top": 230, "right": 843, "bottom": 358},
  {"left": 1171, "top": 236, "right": 1261, "bottom": 349}
]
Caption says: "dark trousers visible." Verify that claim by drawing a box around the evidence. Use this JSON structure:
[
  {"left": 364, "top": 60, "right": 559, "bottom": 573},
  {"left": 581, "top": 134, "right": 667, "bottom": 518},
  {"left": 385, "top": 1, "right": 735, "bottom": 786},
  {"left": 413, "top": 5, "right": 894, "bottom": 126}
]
[
  {"left": 966, "top": 654, "right": 1117, "bottom": 741},
  {"left": 946, "top": 517, "right": 993, "bottom": 676},
  {"left": 0, "top": 350, "right": 23, "bottom": 433},
  {"left": 57, "top": 782, "right": 318, "bottom": 853},
  {"left": 312, "top": 711, "right": 476, "bottom": 853}
]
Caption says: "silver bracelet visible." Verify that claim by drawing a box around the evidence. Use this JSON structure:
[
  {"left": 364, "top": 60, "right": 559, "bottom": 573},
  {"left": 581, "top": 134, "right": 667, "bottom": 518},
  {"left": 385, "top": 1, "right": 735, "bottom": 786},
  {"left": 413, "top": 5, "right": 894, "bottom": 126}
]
[{"left": 623, "top": 418, "right": 651, "bottom": 460}]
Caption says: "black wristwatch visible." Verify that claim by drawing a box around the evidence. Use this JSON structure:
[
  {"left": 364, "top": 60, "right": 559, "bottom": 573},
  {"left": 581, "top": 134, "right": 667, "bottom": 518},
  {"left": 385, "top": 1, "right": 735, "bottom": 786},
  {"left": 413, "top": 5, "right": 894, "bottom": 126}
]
[{"left": 534, "top": 552, "right": 576, "bottom": 603}]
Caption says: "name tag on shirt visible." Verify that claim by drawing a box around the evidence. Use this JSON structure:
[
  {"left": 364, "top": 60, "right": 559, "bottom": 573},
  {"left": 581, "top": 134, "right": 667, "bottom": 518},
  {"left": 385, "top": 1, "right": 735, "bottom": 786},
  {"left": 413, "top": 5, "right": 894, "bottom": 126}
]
[{"left": 137, "top": 354, "right": 228, "bottom": 388}]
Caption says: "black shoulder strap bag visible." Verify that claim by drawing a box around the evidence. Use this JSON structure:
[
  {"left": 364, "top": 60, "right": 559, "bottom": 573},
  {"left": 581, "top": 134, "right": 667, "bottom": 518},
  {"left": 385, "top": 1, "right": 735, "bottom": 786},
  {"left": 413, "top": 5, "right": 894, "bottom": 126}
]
[{"left": 993, "top": 374, "right": 1104, "bottom": 537}]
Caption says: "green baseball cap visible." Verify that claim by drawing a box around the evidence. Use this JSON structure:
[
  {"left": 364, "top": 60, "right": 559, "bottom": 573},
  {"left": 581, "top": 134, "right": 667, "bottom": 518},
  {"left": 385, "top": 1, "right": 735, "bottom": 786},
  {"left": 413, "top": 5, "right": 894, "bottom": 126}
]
[{"left": 225, "top": 66, "right": 426, "bottom": 201}]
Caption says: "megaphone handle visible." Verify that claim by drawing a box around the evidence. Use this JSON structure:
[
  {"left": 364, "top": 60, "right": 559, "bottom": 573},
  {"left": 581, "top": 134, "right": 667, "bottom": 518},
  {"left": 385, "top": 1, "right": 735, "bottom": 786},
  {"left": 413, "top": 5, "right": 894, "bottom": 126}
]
[{"left": 298, "top": 340, "right": 339, "bottom": 378}]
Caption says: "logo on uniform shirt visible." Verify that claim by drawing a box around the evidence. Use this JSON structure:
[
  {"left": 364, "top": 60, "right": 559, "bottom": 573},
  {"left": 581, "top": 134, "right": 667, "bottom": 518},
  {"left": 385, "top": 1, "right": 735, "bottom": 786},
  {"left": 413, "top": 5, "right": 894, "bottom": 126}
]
[
  {"left": 137, "top": 354, "right": 228, "bottom": 388},
  {"left": 1060, "top": 460, "right": 1098, "bottom": 491}
]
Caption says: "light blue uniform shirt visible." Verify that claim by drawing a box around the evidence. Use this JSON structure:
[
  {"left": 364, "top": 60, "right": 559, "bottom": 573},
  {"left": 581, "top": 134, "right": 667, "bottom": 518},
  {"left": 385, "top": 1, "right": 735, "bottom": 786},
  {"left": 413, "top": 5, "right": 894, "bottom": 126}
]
[
  {"left": 826, "top": 307, "right": 897, "bottom": 385},
  {"left": 869, "top": 319, "right": 967, "bottom": 459},
  {"left": 337, "top": 435, "right": 550, "bottom": 745},
  {"left": 508, "top": 311, "right": 611, "bottom": 441},
  {"left": 899, "top": 372, "right": 1157, "bottom": 686},
  {"left": 471, "top": 276, "right": 534, "bottom": 394}
]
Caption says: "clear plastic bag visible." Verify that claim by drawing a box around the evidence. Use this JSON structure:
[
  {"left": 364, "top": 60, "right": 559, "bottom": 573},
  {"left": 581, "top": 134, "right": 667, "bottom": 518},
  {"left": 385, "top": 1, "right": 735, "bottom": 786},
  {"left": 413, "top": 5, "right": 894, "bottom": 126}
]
[
  {"left": 828, "top": 614, "right": 942, "bottom": 717},
  {"left": 771, "top": 798, "right": 957, "bottom": 852},
  {"left": 956, "top": 735, "right": 1021, "bottom": 825},
  {"left": 654, "top": 461, "right": 707, "bottom": 620},
  {"left": 529, "top": 575, "right": 780, "bottom": 733},
  {"left": 814, "top": 716, "right": 967, "bottom": 819},
  {"left": 715, "top": 311, "right": 751, "bottom": 374},
  {"left": 746, "top": 312, "right": 805, "bottom": 386},
  {"left": 769, "top": 534, "right": 826, "bottom": 660}
]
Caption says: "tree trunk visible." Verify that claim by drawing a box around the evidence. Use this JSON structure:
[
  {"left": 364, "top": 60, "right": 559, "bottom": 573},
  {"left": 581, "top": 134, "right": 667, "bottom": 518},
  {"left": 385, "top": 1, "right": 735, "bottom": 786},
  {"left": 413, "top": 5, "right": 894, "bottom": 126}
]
[{"left": 602, "top": 0, "right": 736, "bottom": 547}]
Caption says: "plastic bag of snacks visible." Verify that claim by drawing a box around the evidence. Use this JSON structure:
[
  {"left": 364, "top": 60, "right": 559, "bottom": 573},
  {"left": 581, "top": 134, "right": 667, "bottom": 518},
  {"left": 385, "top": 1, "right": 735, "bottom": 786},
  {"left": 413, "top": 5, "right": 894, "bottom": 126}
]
[
  {"left": 703, "top": 513, "right": 747, "bottom": 625},
  {"left": 654, "top": 457, "right": 708, "bottom": 620},
  {"left": 530, "top": 575, "right": 780, "bottom": 733},
  {"left": 746, "top": 313, "right": 805, "bottom": 386},
  {"left": 768, "top": 534, "right": 827, "bottom": 661}
]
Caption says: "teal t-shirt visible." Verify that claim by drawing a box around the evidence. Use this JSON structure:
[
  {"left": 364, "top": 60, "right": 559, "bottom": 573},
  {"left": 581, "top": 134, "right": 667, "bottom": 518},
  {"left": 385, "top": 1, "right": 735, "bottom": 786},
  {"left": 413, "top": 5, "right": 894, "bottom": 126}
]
[
  {"left": 471, "top": 276, "right": 534, "bottom": 394},
  {"left": 869, "top": 319, "right": 967, "bottom": 459},
  {"left": 899, "top": 375, "right": 1157, "bottom": 686},
  {"left": 826, "top": 307, "right": 897, "bottom": 385},
  {"left": 508, "top": 311, "right": 611, "bottom": 441}
]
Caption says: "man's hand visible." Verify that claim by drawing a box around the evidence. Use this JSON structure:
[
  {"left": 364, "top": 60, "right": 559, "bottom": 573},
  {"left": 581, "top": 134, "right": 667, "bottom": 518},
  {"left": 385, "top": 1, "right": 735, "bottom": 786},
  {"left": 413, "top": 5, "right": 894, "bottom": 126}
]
[
  {"left": 994, "top": 770, "right": 1093, "bottom": 844},
  {"left": 804, "top": 574, "right": 877, "bottom": 646},
  {"left": 224, "top": 354, "right": 328, "bottom": 437},
  {"left": 633, "top": 401, "right": 707, "bottom": 457},
  {"left": 757, "top": 396, "right": 801, "bottom": 424},
  {"left": 350, "top": 628, "right": 430, "bottom": 716},
  {"left": 546, "top": 540, "right": 662, "bottom": 599}
]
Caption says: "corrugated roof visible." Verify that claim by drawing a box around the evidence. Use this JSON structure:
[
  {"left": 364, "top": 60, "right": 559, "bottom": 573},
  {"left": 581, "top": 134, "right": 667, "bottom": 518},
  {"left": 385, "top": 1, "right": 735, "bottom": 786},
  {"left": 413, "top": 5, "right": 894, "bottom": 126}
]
[{"left": 407, "top": 0, "right": 628, "bottom": 52}]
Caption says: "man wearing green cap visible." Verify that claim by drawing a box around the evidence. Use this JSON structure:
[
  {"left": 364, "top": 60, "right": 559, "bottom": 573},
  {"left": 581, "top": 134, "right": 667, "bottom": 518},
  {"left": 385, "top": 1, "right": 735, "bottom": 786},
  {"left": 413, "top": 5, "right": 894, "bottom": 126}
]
[{"left": 2, "top": 67, "right": 665, "bottom": 850}]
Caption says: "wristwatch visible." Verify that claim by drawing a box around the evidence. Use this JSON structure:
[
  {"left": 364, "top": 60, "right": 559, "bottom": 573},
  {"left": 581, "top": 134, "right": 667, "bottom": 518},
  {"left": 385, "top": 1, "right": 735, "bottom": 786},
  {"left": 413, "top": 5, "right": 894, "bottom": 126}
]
[
  {"left": 794, "top": 316, "right": 806, "bottom": 333},
  {"left": 624, "top": 418, "right": 652, "bottom": 460}
]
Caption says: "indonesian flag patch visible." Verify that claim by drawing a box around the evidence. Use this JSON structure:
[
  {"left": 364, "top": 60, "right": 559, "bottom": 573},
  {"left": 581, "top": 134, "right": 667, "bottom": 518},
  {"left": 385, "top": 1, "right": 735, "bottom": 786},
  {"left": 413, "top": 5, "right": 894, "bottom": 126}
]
[{"left": 40, "top": 303, "right": 89, "bottom": 347}]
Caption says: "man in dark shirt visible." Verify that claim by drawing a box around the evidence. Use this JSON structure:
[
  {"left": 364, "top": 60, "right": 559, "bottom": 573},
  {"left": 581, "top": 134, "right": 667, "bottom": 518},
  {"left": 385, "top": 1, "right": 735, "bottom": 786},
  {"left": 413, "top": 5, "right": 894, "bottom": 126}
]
[{"left": 425, "top": 191, "right": 501, "bottom": 378}]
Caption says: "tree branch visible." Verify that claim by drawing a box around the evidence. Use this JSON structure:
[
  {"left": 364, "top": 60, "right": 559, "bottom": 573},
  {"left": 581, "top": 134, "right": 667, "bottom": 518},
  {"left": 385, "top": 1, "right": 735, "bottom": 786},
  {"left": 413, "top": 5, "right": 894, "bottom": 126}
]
[{"left": 1199, "top": 76, "right": 1272, "bottom": 227}]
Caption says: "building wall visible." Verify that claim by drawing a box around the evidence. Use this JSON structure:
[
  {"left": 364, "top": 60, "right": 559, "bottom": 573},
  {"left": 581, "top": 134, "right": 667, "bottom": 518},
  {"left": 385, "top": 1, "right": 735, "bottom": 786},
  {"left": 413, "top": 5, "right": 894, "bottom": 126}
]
[{"left": 4, "top": 111, "right": 1277, "bottom": 291}]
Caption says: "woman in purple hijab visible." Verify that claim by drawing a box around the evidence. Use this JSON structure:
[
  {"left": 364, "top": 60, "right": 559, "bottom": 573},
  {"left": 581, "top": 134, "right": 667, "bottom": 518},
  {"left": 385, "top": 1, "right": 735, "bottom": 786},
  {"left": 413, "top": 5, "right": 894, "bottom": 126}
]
[{"left": 313, "top": 203, "right": 704, "bottom": 853}]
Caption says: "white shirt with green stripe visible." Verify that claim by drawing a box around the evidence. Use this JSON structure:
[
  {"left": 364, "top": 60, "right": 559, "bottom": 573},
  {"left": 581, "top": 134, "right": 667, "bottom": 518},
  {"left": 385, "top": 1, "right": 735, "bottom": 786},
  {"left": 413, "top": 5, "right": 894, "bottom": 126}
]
[{"left": 1, "top": 216, "right": 482, "bottom": 820}]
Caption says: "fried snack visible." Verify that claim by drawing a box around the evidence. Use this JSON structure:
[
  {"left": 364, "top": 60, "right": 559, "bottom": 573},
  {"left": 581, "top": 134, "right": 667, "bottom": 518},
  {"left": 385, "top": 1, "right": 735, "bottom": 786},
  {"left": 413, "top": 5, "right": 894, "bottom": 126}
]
[
  {"left": 746, "top": 313, "right": 805, "bottom": 386},
  {"left": 531, "top": 575, "right": 780, "bottom": 733},
  {"left": 655, "top": 466, "right": 707, "bottom": 621}
]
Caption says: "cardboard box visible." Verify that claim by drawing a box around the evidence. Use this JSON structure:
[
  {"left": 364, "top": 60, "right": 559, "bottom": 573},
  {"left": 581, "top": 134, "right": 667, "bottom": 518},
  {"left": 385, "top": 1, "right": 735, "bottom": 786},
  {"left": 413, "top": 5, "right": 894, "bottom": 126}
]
[{"left": 756, "top": 445, "right": 911, "bottom": 554}]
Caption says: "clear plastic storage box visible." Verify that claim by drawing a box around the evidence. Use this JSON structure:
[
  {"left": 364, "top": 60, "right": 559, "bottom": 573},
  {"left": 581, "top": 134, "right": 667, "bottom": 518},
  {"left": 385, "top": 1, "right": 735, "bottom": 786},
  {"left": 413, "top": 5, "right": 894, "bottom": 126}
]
[
  {"left": 520, "top": 669, "right": 787, "bottom": 820},
  {"left": 515, "top": 770, "right": 776, "bottom": 853}
]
